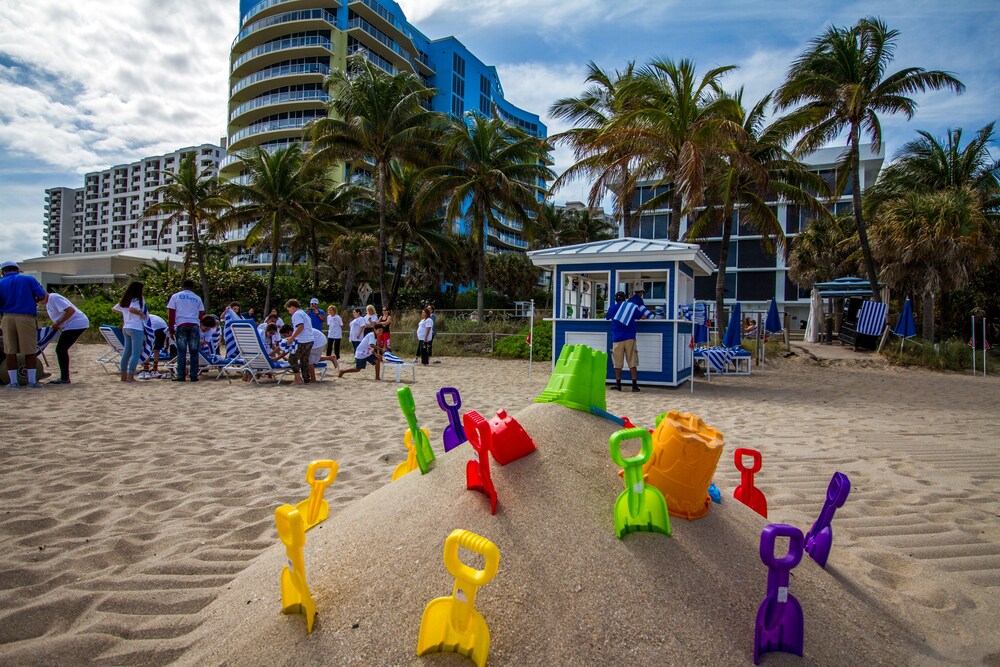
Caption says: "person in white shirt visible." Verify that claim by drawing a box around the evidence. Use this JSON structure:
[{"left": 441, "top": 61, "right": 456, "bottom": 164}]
[
  {"left": 325, "top": 305, "right": 343, "bottom": 359},
  {"left": 338, "top": 323, "right": 383, "bottom": 380},
  {"left": 112, "top": 281, "right": 148, "bottom": 383},
  {"left": 348, "top": 308, "right": 365, "bottom": 352},
  {"left": 363, "top": 304, "right": 378, "bottom": 335},
  {"left": 221, "top": 302, "right": 242, "bottom": 322},
  {"left": 199, "top": 315, "right": 221, "bottom": 361},
  {"left": 42, "top": 290, "right": 90, "bottom": 384},
  {"left": 284, "top": 299, "right": 314, "bottom": 385},
  {"left": 413, "top": 308, "right": 433, "bottom": 365},
  {"left": 167, "top": 279, "right": 205, "bottom": 382},
  {"left": 140, "top": 313, "right": 169, "bottom": 379}
]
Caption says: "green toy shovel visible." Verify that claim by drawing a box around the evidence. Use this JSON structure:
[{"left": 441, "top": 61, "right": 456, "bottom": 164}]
[
  {"left": 398, "top": 386, "right": 435, "bottom": 474},
  {"left": 609, "top": 428, "right": 671, "bottom": 539}
]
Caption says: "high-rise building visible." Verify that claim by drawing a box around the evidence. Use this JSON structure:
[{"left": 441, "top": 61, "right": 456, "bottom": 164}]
[
  {"left": 42, "top": 144, "right": 225, "bottom": 256},
  {"left": 223, "top": 0, "right": 546, "bottom": 259},
  {"left": 628, "top": 143, "right": 885, "bottom": 323}
]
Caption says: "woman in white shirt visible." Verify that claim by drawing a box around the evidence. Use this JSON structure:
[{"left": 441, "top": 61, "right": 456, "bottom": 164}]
[
  {"left": 43, "top": 290, "right": 90, "bottom": 384},
  {"left": 111, "top": 281, "right": 147, "bottom": 383},
  {"left": 325, "top": 305, "right": 343, "bottom": 359},
  {"left": 363, "top": 304, "right": 378, "bottom": 336},
  {"left": 348, "top": 308, "right": 365, "bottom": 352}
]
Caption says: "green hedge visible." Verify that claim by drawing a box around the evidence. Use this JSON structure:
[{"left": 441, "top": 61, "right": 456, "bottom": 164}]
[
  {"left": 881, "top": 337, "right": 997, "bottom": 373},
  {"left": 493, "top": 321, "right": 552, "bottom": 361}
]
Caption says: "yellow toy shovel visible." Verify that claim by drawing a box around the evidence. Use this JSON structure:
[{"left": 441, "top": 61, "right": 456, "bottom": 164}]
[
  {"left": 392, "top": 427, "right": 430, "bottom": 481},
  {"left": 275, "top": 504, "right": 316, "bottom": 633},
  {"left": 417, "top": 529, "right": 500, "bottom": 667},
  {"left": 295, "top": 459, "right": 338, "bottom": 530}
]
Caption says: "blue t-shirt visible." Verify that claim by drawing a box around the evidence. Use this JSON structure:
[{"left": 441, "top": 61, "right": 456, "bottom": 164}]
[
  {"left": 0, "top": 273, "right": 46, "bottom": 315},
  {"left": 308, "top": 309, "right": 325, "bottom": 330},
  {"left": 605, "top": 300, "right": 653, "bottom": 342}
]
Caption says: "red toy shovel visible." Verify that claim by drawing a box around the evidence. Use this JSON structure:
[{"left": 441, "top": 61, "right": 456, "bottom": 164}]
[
  {"left": 464, "top": 410, "right": 498, "bottom": 515},
  {"left": 734, "top": 448, "right": 767, "bottom": 517}
]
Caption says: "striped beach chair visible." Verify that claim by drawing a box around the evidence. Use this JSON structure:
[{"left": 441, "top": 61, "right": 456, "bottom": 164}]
[
  {"left": 96, "top": 325, "right": 124, "bottom": 373},
  {"left": 229, "top": 320, "right": 293, "bottom": 385},
  {"left": 381, "top": 350, "right": 416, "bottom": 383}
]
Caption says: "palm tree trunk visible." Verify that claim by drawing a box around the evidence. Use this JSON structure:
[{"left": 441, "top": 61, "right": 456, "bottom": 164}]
[
  {"left": 310, "top": 223, "right": 320, "bottom": 293},
  {"left": 714, "top": 207, "right": 732, "bottom": 344},
  {"left": 850, "top": 125, "right": 880, "bottom": 302},
  {"left": 477, "top": 212, "right": 487, "bottom": 321},
  {"left": 264, "top": 218, "right": 279, "bottom": 314},
  {"left": 190, "top": 216, "right": 211, "bottom": 312},
  {"left": 388, "top": 243, "right": 407, "bottom": 312},
  {"left": 669, "top": 190, "right": 683, "bottom": 241},
  {"left": 341, "top": 269, "right": 357, "bottom": 315},
  {"left": 922, "top": 291, "right": 934, "bottom": 341},
  {"left": 377, "top": 161, "right": 388, "bottom": 309}
]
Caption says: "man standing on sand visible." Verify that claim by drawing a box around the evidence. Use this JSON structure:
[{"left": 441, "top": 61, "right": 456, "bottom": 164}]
[
  {"left": 605, "top": 290, "right": 652, "bottom": 392},
  {"left": 284, "top": 299, "right": 314, "bottom": 385},
  {"left": 0, "top": 261, "right": 47, "bottom": 388},
  {"left": 167, "top": 279, "right": 205, "bottom": 382}
]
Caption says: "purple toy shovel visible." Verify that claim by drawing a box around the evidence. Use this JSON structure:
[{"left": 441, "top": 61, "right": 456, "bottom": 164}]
[
  {"left": 754, "top": 523, "right": 804, "bottom": 665},
  {"left": 436, "top": 387, "right": 467, "bottom": 452},
  {"left": 804, "top": 472, "right": 851, "bottom": 568}
]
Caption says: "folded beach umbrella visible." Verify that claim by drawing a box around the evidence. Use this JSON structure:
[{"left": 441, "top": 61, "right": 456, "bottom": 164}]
[
  {"left": 893, "top": 297, "right": 916, "bottom": 352},
  {"left": 722, "top": 303, "right": 742, "bottom": 349},
  {"left": 893, "top": 298, "right": 916, "bottom": 338},
  {"left": 765, "top": 298, "right": 782, "bottom": 334}
]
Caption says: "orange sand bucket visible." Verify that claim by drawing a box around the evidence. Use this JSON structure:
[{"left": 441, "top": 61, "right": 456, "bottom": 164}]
[{"left": 644, "top": 411, "right": 724, "bottom": 520}]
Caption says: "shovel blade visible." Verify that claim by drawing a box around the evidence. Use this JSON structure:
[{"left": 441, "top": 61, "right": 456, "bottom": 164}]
[
  {"left": 753, "top": 594, "right": 803, "bottom": 664},
  {"left": 735, "top": 485, "right": 768, "bottom": 518},
  {"left": 280, "top": 567, "right": 316, "bottom": 632},
  {"left": 417, "top": 598, "right": 490, "bottom": 667},
  {"left": 443, "top": 424, "right": 464, "bottom": 452},
  {"left": 804, "top": 526, "right": 833, "bottom": 568},
  {"left": 613, "top": 489, "right": 671, "bottom": 539}
]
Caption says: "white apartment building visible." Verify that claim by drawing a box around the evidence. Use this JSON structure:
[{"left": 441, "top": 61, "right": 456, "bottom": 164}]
[{"left": 43, "top": 144, "right": 225, "bottom": 257}]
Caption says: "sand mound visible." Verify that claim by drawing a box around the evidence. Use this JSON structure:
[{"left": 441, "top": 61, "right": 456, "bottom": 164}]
[{"left": 181, "top": 402, "right": 918, "bottom": 666}]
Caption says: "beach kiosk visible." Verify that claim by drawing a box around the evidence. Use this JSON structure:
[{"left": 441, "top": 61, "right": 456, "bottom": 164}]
[{"left": 527, "top": 238, "right": 716, "bottom": 387}]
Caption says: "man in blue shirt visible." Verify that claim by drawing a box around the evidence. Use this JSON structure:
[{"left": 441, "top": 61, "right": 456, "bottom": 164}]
[
  {"left": 0, "top": 261, "right": 47, "bottom": 387},
  {"left": 604, "top": 290, "right": 652, "bottom": 392},
  {"left": 307, "top": 298, "right": 326, "bottom": 331}
]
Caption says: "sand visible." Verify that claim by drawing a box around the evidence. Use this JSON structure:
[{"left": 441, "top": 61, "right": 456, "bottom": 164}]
[{"left": 1, "top": 344, "right": 998, "bottom": 665}]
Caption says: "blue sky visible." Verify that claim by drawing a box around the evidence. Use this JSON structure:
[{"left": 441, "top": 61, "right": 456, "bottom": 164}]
[{"left": 1, "top": 0, "right": 996, "bottom": 262}]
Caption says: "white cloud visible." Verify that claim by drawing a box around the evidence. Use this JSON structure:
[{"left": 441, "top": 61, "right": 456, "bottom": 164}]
[{"left": 0, "top": 0, "right": 236, "bottom": 173}]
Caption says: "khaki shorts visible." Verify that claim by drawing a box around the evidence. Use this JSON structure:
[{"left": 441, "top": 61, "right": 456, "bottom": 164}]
[
  {"left": 612, "top": 338, "right": 638, "bottom": 369},
  {"left": 2, "top": 314, "right": 38, "bottom": 355}
]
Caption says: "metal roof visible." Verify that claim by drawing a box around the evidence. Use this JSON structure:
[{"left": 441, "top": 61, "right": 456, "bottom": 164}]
[
  {"left": 527, "top": 237, "right": 717, "bottom": 276},
  {"left": 814, "top": 277, "right": 880, "bottom": 297}
]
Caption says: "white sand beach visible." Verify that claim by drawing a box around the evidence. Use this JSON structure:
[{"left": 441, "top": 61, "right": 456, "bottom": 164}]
[{"left": 1, "top": 344, "right": 998, "bottom": 665}]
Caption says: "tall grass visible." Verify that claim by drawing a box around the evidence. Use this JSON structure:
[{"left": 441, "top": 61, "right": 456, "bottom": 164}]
[{"left": 880, "top": 337, "right": 997, "bottom": 373}]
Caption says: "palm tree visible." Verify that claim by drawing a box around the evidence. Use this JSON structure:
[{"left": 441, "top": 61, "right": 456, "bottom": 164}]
[
  {"left": 776, "top": 16, "right": 965, "bottom": 300},
  {"left": 424, "top": 114, "right": 554, "bottom": 320},
  {"left": 288, "top": 180, "right": 358, "bottom": 292},
  {"left": 614, "top": 58, "right": 741, "bottom": 240},
  {"left": 144, "top": 154, "right": 228, "bottom": 309},
  {"left": 222, "top": 145, "right": 327, "bottom": 313},
  {"left": 686, "top": 91, "right": 829, "bottom": 334},
  {"left": 309, "top": 55, "right": 440, "bottom": 308},
  {"left": 570, "top": 208, "right": 618, "bottom": 243},
  {"left": 549, "top": 61, "right": 640, "bottom": 235},
  {"left": 870, "top": 187, "right": 994, "bottom": 340},
  {"left": 329, "top": 233, "right": 379, "bottom": 314},
  {"left": 527, "top": 203, "right": 574, "bottom": 249},
  {"left": 787, "top": 212, "right": 859, "bottom": 289}
]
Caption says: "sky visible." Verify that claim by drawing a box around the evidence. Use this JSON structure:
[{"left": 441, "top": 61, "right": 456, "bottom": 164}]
[{"left": 0, "top": 0, "right": 997, "bottom": 262}]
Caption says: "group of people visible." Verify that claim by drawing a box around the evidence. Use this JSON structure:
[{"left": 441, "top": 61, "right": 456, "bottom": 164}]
[
  {"left": 1, "top": 260, "right": 90, "bottom": 387},
  {"left": 0, "top": 257, "right": 441, "bottom": 387}
]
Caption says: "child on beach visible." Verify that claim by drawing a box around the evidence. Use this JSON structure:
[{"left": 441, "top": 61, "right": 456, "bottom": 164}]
[
  {"left": 326, "top": 305, "right": 343, "bottom": 359},
  {"left": 199, "top": 315, "right": 221, "bottom": 360},
  {"left": 140, "top": 313, "right": 170, "bottom": 379},
  {"left": 339, "top": 323, "right": 384, "bottom": 380},
  {"left": 284, "top": 299, "right": 314, "bottom": 385},
  {"left": 348, "top": 308, "right": 365, "bottom": 352}
]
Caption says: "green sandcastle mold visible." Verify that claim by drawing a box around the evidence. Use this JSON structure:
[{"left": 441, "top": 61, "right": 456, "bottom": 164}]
[{"left": 534, "top": 344, "right": 608, "bottom": 413}]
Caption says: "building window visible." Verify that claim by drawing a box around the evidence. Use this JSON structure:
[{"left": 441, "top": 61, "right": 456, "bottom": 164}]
[
  {"left": 480, "top": 74, "right": 490, "bottom": 95},
  {"left": 451, "top": 95, "right": 464, "bottom": 117},
  {"left": 452, "top": 52, "right": 465, "bottom": 78},
  {"left": 452, "top": 74, "right": 465, "bottom": 97}
]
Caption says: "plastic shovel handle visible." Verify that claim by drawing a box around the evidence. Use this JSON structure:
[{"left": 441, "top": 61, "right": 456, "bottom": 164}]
[
  {"left": 735, "top": 448, "right": 762, "bottom": 474},
  {"left": 275, "top": 504, "right": 305, "bottom": 549},
  {"left": 306, "top": 459, "right": 338, "bottom": 487},
  {"left": 397, "top": 386, "right": 419, "bottom": 431},
  {"left": 759, "top": 523, "right": 804, "bottom": 569},
  {"left": 444, "top": 529, "right": 500, "bottom": 586},
  {"left": 437, "top": 387, "right": 461, "bottom": 410},
  {"left": 609, "top": 428, "right": 653, "bottom": 468}
]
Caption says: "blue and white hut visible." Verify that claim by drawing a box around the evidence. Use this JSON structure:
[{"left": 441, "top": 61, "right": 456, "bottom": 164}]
[{"left": 527, "top": 238, "right": 716, "bottom": 387}]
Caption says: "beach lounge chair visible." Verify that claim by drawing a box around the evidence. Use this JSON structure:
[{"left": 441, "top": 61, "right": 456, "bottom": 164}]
[
  {"left": 195, "top": 321, "right": 248, "bottom": 382},
  {"left": 381, "top": 351, "right": 416, "bottom": 383},
  {"left": 96, "top": 325, "right": 124, "bottom": 374},
  {"left": 229, "top": 320, "right": 294, "bottom": 385}
]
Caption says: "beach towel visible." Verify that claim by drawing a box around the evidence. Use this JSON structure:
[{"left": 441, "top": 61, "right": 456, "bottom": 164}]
[{"left": 857, "top": 300, "right": 888, "bottom": 336}]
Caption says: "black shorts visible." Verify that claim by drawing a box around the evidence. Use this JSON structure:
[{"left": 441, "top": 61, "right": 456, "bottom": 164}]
[{"left": 153, "top": 329, "right": 167, "bottom": 350}]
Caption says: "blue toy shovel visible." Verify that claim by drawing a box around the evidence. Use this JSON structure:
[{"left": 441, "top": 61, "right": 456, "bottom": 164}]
[
  {"left": 754, "top": 523, "right": 804, "bottom": 665},
  {"left": 804, "top": 472, "right": 851, "bottom": 568},
  {"left": 436, "top": 387, "right": 467, "bottom": 452}
]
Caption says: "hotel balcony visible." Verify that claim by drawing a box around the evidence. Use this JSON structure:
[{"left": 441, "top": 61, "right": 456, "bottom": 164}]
[
  {"left": 487, "top": 226, "right": 528, "bottom": 250},
  {"left": 346, "top": 44, "right": 396, "bottom": 75},
  {"left": 346, "top": 17, "right": 419, "bottom": 73},
  {"left": 230, "top": 61, "right": 330, "bottom": 103},
  {"left": 228, "top": 115, "right": 319, "bottom": 153},
  {"left": 231, "top": 35, "right": 334, "bottom": 80},
  {"left": 233, "top": 252, "right": 294, "bottom": 266},
  {"left": 348, "top": 0, "right": 426, "bottom": 72},
  {"left": 232, "top": 8, "right": 338, "bottom": 55},
  {"left": 241, "top": 0, "right": 339, "bottom": 28},
  {"left": 230, "top": 88, "right": 330, "bottom": 125}
]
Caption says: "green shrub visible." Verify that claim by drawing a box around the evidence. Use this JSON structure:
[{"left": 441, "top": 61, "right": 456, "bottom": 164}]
[
  {"left": 493, "top": 321, "right": 552, "bottom": 361},
  {"left": 881, "top": 337, "right": 997, "bottom": 373}
]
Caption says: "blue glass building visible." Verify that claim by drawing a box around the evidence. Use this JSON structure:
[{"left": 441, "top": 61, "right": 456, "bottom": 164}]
[{"left": 225, "top": 0, "right": 546, "bottom": 256}]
